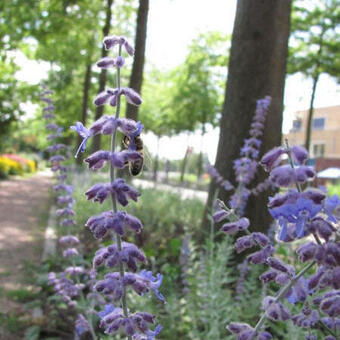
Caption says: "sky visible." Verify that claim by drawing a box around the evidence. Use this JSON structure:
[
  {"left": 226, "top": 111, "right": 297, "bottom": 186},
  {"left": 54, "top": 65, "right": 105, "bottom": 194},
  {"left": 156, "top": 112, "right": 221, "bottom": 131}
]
[{"left": 13, "top": 0, "right": 340, "bottom": 163}]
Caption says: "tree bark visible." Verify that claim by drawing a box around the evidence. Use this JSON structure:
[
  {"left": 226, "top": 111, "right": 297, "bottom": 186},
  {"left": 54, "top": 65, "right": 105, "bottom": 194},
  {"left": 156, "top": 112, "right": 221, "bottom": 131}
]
[
  {"left": 305, "top": 73, "right": 319, "bottom": 153},
  {"left": 91, "top": 0, "right": 113, "bottom": 152},
  {"left": 76, "top": 63, "right": 92, "bottom": 165},
  {"left": 125, "top": 0, "right": 149, "bottom": 122},
  {"left": 203, "top": 0, "right": 291, "bottom": 233}
]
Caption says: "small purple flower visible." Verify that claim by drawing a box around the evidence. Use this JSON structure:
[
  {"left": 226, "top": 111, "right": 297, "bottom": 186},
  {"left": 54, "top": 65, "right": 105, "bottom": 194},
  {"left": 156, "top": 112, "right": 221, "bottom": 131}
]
[
  {"left": 260, "top": 147, "right": 285, "bottom": 172},
  {"left": 56, "top": 207, "right": 75, "bottom": 217},
  {"left": 59, "top": 235, "right": 80, "bottom": 246},
  {"left": 85, "top": 183, "right": 112, "bottom": 204},
  {"left": 46, "top": 123, "right": 59, "bottom": 130},
  {"left": 117, "top": 118, "right": 144, "bottom": 137},
  {"left": 70, "top": 122, "right": 93, "bottom": 157},
  {"left": 85, "top": 210, "right": 143, "bottom": 238},
  {"left": 65, "top": 266, "right": 85, "bottom": 276},
  {"left": 60, "top": 218, "right": 76, "bottom": 227},
  {"left": 269, "top": 165, "right": 295, "bottom": 187},
  {"left": 96, "top": 56, "right": 125, "bottom": 69},
  {"left": 290, "top": 145, "right": 308, "bottom": 165},
  {"left": 93, "top": 242, "right": 147, "bottom": 272},
  {"left": 292, "top": 303, "right": 319, "bottom": 328},
  {"left": 63, "top": 248, "right": 79, "bottom": 257},
  {"left": 213, "top": 209, "right": 231, "bottom": 223},
  {"left": 103, "top": 36, "right": 135, "bottom": 56},
  {"left": 248, "top": 245, "right": 275, "bottom": 265},
  {"left": 295, "top": 166, "right": 315, "bottom": 183},
  {"left": 75, "top": 314, "right": 90, "bottom": 336},
  {"left": 220, "top": 217, "right": 250, "bottom": 234},
  {"left": 121, "top": 87, "right": 142, "bottom": 106},
  {"left": 94, "top": 88, "right": 120, "bottom": 106},
  {"left": 262, "top": 296, "right": 290, "bottom": 321},
  {"left": 323, "top": 195, "right": 340, "bottom": 222}
]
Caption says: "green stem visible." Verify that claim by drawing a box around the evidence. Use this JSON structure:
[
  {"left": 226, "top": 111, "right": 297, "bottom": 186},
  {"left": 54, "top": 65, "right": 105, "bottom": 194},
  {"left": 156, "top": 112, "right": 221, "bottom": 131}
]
[{"left": 109, "top": 45, "right": 131, "bottom": 340}]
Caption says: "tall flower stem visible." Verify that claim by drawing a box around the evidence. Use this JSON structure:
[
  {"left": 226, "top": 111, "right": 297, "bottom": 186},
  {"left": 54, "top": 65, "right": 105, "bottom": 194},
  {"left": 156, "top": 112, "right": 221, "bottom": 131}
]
[{"left": 109, "top": 45, "right": 131, "bottom": 340}]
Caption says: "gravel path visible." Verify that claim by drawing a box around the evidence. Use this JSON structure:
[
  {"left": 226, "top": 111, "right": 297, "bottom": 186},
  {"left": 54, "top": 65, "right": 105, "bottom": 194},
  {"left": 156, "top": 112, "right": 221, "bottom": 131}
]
[{"left": 0, "top": 171, "right": 52, "bottom": 316}]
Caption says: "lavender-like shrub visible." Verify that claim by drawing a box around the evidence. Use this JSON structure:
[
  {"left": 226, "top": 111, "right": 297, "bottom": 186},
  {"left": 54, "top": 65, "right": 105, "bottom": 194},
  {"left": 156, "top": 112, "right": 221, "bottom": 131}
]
[
  {"left": 72, "top": 35, "right": 164, "bottom": 340},
  {"left": 211, "top": 99, "right": 340, "bottom": 339},
  {"left": 42, "top": 87, "right": 100, "bottom": 339}
]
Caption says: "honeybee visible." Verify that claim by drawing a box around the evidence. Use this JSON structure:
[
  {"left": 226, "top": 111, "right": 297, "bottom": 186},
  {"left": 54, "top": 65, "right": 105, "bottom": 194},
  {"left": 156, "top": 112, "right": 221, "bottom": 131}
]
[{"left": 123, "top": 134, "right": 144, "bottom": 176}]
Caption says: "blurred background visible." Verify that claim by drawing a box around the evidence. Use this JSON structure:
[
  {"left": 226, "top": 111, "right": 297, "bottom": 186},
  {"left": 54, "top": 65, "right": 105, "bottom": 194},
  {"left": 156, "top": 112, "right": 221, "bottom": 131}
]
[{"left": 0, "top": 0, "right": 340, "bottom": 339}]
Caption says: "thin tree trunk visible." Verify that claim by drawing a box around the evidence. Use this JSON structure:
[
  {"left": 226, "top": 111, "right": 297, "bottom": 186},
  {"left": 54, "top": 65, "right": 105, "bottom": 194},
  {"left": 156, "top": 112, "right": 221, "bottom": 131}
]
[
  {"left": 76, "top": 63, "right": 92, "bottom": 165},
  {"left": 180, "top": 147, "right": 190, "bottom": 184},
  {"left": 305, "top": 74, "right": 320, "bottom": 153},
  {"left": 203, "top": 0, "right": 291, "bottom": 233},
  {"left": 91, "top": 0, "right": 113, "bottom": 152},
  {"left": 125, "top": 0, "right": 149, "bottom": 121},
  {"left": 197, "top": 124, "right": 205, "bottom": 184},
  {"left": 153, "top": 135, "right": 160, "bottom": 181}
]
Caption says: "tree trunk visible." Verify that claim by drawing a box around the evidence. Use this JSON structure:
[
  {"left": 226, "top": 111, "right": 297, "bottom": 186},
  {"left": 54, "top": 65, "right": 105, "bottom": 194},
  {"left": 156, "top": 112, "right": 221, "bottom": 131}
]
[
  {"left": 203, "top": 0, "right": 291, "bottom": 233},
  {"left": 76, "top": 63, "right": 92, "bottom": 165},
  {"left": 91, "top": 0, "right": 113, "bottom": 152},
  {"left": 180, "top": 147, "right": 190, "bottom": 184},
  {"left": 305, "top": 74, "right": 320, "bottom": 154},
  {"left": 125, "top": 0, "right": 149, "bottom": 121},
  {"left": 153, "top": 135, "right": 160, "bottom": 181},
  {"left": 197, "top": 124, "right": 205, "bottom": 184}
]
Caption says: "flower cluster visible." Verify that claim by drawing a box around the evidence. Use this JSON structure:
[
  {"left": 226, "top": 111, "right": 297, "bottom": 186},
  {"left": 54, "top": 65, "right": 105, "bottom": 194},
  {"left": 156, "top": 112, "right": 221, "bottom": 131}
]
[
  {"left": 214, "top": 140, "right": 340, "bottom": 339},
  {"left": 72, "top": 35, "right": 163, "bottom": 339}
]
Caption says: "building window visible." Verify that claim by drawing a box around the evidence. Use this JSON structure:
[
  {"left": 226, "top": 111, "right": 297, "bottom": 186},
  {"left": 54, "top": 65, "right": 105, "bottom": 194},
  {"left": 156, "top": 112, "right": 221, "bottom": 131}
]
[
  {"left": 313, "top": 143, "right": 325, "bottom": 158},
  {"left": 313, "top": 117, "right": 325, "bottom": 130},
  {"left": 292, "top": 119, "right": 302, "bottom": 131}
]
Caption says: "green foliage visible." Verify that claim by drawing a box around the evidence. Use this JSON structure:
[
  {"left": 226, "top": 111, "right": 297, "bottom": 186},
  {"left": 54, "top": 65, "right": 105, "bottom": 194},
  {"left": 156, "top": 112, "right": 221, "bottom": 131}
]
[
  {"left": 169, "top": 32, "right": 228, "bottom": 134},
  {"left": 288, "top": 0, "right": 340, "bottom": 79}
]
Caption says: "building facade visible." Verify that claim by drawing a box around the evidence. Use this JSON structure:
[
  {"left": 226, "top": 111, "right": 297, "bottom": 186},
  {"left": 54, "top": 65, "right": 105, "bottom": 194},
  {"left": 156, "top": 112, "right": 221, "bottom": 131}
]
[{"left": 284, "top": 105, "right": 340, "bottom": 159}]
